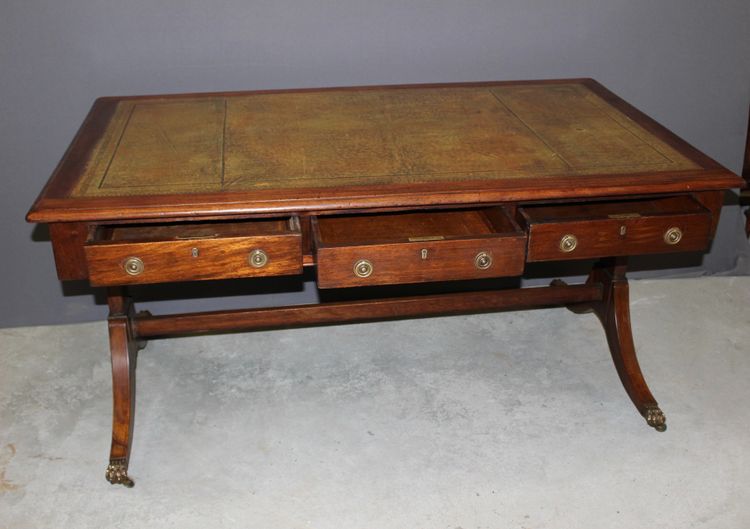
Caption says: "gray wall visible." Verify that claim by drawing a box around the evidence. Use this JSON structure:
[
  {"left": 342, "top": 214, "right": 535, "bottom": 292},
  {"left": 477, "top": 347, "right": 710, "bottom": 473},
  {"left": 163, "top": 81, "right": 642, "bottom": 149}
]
[{"left": 2, "top": 0, "right": 749, "bottom": 328}]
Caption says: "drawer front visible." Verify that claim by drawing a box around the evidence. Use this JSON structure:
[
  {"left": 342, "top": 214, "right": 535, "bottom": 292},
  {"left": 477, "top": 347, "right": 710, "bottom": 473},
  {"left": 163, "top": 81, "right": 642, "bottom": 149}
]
[
  {"left": 314, "top": 207, "right": 527, "bottom": 288},
  {"left": 316, "top": 237, "right": 526, "bottom": 288},
  {"left": 525, "top": 212, "right": 711, "bottom": 262},
  {"left": 85, "top": 223, "right": 302, "bottom": 286}
]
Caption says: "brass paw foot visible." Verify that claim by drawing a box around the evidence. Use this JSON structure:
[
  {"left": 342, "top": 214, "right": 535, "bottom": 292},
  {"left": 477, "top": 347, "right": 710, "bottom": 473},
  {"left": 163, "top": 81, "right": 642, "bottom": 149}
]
[
  {"left": 106, "top": 459, "right": 135, "bottom": 487},
  {"left": 645, "top": 405, "right": 667, "bottom": 432}
]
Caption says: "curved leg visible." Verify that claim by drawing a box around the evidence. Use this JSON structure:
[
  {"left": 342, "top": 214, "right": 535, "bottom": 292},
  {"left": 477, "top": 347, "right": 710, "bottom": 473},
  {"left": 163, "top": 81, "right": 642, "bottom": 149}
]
[
  {"left": 555, "top": 258, "right": 666, "bottom": 432},
  {"left": 105, "top": 289, "right": 141, "bottom": 487}
]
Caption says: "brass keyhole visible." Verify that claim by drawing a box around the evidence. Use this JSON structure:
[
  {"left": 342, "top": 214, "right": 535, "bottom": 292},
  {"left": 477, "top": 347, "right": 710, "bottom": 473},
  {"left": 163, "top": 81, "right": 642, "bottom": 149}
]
[
  {"left": 353, "top": 259, "right": 373, "bottom": 278},
  {"left": 123, "top": 257, "right": 144, "bottom": 276},
  {"left": 420, "top": 249, "right": 428, "bottom": 260}
]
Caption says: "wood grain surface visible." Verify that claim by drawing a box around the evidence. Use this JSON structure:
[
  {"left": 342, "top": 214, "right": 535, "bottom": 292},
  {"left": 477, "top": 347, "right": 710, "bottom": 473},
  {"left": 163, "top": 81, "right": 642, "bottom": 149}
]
[
  {"left": 133, "top": 283, "right": 604, "bottom": 338},
  {"left": 520, "top": 196, "right": 712, "bottom": 261},
  {"left": 85, "top": 218, "right": 302, "bottom": 286},
  {"left": 313, "top": 207, "right": 526, "bottom": 288},
  {"left": 49, "top": 222, "right": 90, "bottom": 280}
]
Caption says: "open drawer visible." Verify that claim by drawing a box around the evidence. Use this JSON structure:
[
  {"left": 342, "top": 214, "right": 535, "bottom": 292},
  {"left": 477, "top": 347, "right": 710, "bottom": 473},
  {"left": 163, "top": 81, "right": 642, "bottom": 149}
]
[
  {"left": 312, "top": 207, "right": 527, "bottom": 288},
  {"left": 84, "top": 217, "right": 302, "bottom": 286},
  {"left": 518, "top": 195, "right": 712, "bottom": 262}
]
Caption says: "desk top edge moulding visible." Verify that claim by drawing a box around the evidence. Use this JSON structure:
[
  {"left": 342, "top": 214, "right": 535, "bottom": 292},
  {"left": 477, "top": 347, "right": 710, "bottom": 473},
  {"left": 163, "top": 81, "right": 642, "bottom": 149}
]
[
  {"left": 27, "top": 78, "right": 740, "bottom": 223},
  {"left": 26, "top": 78, "right": 745, "bottom": 487}
]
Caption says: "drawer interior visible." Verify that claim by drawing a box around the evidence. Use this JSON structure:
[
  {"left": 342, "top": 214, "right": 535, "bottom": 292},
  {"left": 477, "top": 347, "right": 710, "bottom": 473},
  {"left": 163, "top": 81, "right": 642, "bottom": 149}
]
[
  {"left": 91, "top": 217, "right": 299, "bottom": 244},
  {"left": 519, "top": 195, "right": 707, "bottom": 224},
  {"left": 315, "top": 207, "right": 521, "bottom": 247}
]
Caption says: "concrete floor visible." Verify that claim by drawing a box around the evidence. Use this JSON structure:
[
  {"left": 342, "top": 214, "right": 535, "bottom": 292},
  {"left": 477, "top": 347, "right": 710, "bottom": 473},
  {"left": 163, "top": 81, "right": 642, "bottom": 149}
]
[{"left": 1, "top": 277, "right": 748, "bottom": 529}]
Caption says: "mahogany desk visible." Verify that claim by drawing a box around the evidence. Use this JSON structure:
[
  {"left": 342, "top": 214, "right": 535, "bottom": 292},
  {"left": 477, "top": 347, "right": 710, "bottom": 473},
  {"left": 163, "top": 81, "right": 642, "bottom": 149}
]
[{"left": 27, "top": 79, "right": 743, "bottom": 487}]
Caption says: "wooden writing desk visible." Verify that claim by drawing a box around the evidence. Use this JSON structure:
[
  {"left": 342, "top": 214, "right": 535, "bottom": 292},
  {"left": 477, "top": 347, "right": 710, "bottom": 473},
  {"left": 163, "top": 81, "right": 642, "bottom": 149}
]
[{"left": 27, "top": 79, "right": 743, "bottom": 487}]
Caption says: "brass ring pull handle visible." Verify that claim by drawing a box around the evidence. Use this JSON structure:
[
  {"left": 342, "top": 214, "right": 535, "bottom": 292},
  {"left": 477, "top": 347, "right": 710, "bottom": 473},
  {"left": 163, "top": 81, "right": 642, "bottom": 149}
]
[
  {"left": 474, "top": 251, "right": 493, "bottom": 270},
  {"left": 249, "top": 249, "right": 269, "bottom": 268},
  {"left": 353, "top": 259, "right": 373, "bottom": 278},
  {"left": 664, "top": 227, "right": 682, "bottom": 245},
  {"left": 559, "top": 234, "right": 578, "bottom": 253},
  {"left": 123, "top": 257, "right": 144, "bottom": 276}
]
